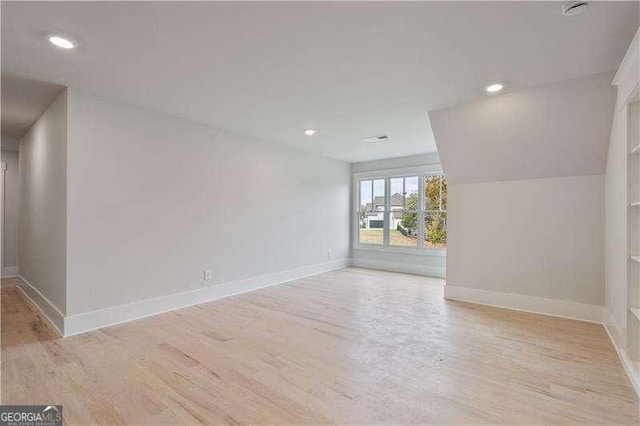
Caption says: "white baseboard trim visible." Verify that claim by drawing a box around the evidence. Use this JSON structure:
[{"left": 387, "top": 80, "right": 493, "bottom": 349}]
[
  {"left": 2, "top": 265, "right": 18, "bottom": 277},
  {"left": 63, "top": 258, "right": 352, "bottom": 337},
  {"left": 603, "top": 308, "right": 640, "bottom": 398},
  {"left": 16, "top": 275, "right": 65, "bottom": 336},
  {"left": 351, "top": 258, "right": 445, "bottom": 278},
  {"left": 602, "top": 308, "right": 626, "bottom": 349},
  {"left": 444, "top": 285, "right": 602, "bottom": 323}
]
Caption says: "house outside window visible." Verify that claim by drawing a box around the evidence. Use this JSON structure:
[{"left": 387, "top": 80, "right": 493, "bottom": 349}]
[{"left": 354, "top": 166, "right": 446, "bottom": 253}]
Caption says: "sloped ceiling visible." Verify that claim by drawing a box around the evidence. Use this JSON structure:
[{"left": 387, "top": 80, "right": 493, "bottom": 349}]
[
  {"left": 429, "top": 72, "right": 616, "bottom": 184},
  {"left": 1, "top": 72, "right": 65, "bottom": 139}
]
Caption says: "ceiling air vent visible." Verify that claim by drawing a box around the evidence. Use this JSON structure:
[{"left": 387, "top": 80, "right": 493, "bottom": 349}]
[
  {"left": 363, "top": 135, "right": 389, "bottom": 143},
  {"left": 561, "top": 1, "right": 589, "bottom": 16}
]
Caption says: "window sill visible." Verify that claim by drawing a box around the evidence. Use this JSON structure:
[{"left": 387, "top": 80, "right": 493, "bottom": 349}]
[{"left": 353, "top": 245, "right": 446, "bottom": 257}]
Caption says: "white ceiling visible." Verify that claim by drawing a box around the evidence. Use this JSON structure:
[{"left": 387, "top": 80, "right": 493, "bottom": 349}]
[
  {"left": 1, "top": 73, "right": 64, "bottom": 140},
  {"left": 1, "top": 2, "right": 637, "bottom": 162}
]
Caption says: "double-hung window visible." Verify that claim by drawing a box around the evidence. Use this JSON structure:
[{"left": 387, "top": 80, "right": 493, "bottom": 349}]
[{"left": 354, "top": 167, "right": 446, "bottom": 252}]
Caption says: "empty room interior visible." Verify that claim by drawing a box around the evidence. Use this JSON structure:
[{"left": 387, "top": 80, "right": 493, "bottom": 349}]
[{"left": 1, "top": 1, "right": 640, "bottom": 424}]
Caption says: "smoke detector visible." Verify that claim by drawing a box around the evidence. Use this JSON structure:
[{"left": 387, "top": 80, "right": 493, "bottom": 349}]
[
  {"left": 362, "top": 135, "right": 389, "bottom": 143},
  {"left": 561, "top": 1, "right": 589, "bottom": 16}
]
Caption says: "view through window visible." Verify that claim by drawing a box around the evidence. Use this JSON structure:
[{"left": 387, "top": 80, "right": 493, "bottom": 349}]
[
  {"left": 424, "top": 175, "right": 447, "bottom": 248},
  {"left": 358, "top": 179, "right": 385, "bottom": 245},
  {"left": 357, "top": 173, "right": 446, "bottom": 250},
  {"left": 390, "top": 176, "right": 418, "bottom": 247}
]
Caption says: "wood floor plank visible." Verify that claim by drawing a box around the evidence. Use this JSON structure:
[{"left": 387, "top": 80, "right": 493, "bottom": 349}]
[{"left": 1, "top": 268, "right": 638, "bottom": 424}]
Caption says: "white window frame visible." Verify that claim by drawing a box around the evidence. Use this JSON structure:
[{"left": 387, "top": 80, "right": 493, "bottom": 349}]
[{"left": 352, "top": 165, "right": 446, "bottom": 257}]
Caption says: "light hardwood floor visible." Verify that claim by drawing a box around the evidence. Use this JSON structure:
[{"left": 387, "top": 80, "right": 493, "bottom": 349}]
[{"left": 1, "top": 268, "right": 638, "bottom": 424}]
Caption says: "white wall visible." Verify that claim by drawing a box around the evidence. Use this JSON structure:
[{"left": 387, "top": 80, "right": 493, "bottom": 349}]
[
  {"left": 1, "top": 149, "right": 19, "bottom": 275},
  {"left": 65, "top": 89, "right": 351, "bottom": 315},
  {"left": 18, "top": 90, "right": 67, "bottom": 313},
  {"left": 447, "top": 175, "right": 604, "bottom": 307},
  {"left": 351, "top": 153, "right": 446, "bottom": 278},
  {"left": 429, "top": 72, "right": 616, "bottom": 320},
  {"left": 1, "top": 137, "right": 20, "bottom": 152}
]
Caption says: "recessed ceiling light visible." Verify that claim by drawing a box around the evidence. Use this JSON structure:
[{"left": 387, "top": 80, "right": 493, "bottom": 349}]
[
  {"left": 485, "top": 83, "right": 503, "bottom": 93},
  {"left": 48, "top": 35, "right": 76, "bottom": 49},
  {"left": 304, "top": 129, "right": 317, "bottom": 136}
]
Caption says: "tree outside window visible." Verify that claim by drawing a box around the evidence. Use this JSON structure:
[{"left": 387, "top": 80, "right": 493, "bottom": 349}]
[
  {"left": 356, "top": 172, "right": 446, "bottom": 250},
  {"left": 424, "top": 175, "right": 447, "bottom": 248}
]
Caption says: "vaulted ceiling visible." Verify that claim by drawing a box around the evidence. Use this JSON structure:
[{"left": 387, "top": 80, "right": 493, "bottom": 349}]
[
  {"left": 2, "top": 2, "right": 638, "bottom": 162},
  {"left": 429, "top": 71, "right": 617, "bottom": 184}
]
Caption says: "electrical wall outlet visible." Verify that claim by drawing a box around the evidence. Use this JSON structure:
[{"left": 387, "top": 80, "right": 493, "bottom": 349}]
[{"left": 204, "top": 269, "right": 212, "bottom": 280}]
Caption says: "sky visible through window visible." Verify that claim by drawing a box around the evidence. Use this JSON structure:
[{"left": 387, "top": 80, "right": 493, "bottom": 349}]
[
  {"left": 359, "top": 179, "right": 385, "bottom": 207},
  {"left": 360, "top": 177, "right": 418, "bottom": 208},
  {"left": 390, "top": 176, "right": 418, "bottom": 198}
]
